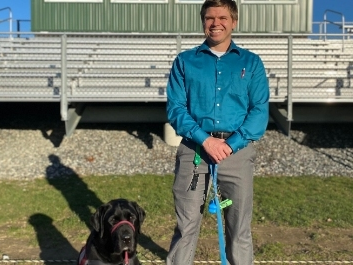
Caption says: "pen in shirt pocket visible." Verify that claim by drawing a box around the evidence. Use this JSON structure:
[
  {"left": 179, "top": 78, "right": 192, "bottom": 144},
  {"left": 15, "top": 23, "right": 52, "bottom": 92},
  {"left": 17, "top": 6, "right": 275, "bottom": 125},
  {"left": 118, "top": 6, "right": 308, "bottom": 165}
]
[{"left": 241, "top": 68, "right": 245, "bottom": 78}]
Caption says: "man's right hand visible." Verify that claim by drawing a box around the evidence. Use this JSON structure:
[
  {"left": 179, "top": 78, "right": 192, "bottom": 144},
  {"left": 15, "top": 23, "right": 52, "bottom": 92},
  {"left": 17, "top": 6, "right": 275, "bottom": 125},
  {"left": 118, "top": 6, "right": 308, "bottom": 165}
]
[{"left": 202, "top": 136, "right": 232, "bottom": 164}]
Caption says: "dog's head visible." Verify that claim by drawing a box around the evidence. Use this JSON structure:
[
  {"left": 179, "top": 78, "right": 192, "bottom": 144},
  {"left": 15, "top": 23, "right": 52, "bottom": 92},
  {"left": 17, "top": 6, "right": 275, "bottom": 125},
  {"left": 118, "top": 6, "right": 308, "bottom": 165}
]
[{"left": 90, "top": 198, "right": 146, "bottom": 260}]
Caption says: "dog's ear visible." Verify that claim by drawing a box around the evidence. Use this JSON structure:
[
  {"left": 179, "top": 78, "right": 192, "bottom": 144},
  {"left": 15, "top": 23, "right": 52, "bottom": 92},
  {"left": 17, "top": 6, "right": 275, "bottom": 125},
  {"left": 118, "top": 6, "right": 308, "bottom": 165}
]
[
  {"left": 132, "top": 201, "right": 146, "bottom": 233},
  {"left": 90, "top": 203, "right": 112, "bottom": 238}
]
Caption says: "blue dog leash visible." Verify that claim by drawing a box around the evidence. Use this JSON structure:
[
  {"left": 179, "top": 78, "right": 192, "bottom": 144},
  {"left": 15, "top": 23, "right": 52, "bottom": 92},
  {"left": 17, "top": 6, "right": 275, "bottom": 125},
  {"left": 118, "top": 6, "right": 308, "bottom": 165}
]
[
  {"left": 193, "top": 146, "right": 232, "bottom": 265},
  {"left": 209, "top": 163, "right": 230, "bottom": 265}
]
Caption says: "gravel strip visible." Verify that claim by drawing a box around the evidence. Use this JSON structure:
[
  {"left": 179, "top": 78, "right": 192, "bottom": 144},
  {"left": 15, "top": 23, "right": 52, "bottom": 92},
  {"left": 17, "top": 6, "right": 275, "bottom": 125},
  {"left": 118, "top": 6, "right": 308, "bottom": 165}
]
[{"left": 0, "top": 104, "right": 352, "bottom": 179}]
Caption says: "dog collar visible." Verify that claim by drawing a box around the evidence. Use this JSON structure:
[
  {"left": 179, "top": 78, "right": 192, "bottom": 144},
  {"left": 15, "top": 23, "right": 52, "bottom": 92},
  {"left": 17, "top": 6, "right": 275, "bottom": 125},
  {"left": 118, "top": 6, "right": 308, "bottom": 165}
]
[{"left": 110, "top": 220, "right": 135, "bottom": 234}]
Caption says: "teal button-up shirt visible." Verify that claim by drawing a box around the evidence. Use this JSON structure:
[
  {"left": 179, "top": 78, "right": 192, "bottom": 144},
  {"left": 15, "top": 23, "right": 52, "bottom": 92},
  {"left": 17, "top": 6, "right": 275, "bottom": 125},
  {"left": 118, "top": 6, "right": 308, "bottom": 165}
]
[{"left": 166, "top": 40, "right": 269, "bottom": 153}]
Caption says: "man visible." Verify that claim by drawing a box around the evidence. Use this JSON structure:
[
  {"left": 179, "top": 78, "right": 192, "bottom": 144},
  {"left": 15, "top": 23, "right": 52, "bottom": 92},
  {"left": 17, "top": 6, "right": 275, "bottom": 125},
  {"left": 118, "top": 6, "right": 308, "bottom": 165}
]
[{"left": 166, "top": 0, "right": 269, "bottom": 264}]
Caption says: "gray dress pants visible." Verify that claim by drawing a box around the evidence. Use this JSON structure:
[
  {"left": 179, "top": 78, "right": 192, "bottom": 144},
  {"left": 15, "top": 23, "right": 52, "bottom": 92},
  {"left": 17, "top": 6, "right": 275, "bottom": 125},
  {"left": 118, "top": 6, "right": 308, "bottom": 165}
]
[{"left": 166, "top": 138, "right": 256, "bottom": 265}]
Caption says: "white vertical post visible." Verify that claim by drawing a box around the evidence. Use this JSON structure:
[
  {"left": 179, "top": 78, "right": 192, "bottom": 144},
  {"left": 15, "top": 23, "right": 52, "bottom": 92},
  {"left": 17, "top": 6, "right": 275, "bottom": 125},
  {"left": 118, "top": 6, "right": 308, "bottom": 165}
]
[
  {"left": 287, "top": 35, "right": 293, "bottom": 137},
  {"left": 61, "top": 34, "right": 68, "bottom": 121}
]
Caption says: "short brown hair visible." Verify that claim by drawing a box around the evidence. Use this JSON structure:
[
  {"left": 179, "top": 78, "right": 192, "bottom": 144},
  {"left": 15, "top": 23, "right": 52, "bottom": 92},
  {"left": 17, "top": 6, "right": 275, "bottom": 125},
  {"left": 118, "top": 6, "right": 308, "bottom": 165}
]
[{"left": 200, "top": 0, "right": 238, "bottom": 22}]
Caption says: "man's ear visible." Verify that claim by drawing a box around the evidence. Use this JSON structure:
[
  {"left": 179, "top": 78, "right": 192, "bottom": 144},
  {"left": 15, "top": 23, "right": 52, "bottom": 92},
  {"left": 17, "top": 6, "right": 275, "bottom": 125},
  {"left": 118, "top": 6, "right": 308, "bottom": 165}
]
[{"left": 232, "top": 20, "right": 237, "bottom": 30}]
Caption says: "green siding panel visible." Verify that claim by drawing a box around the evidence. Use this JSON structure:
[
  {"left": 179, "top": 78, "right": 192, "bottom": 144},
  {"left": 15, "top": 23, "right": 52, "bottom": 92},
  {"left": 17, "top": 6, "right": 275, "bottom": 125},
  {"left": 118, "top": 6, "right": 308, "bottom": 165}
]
[
  {"left": 31, "top": 0, "right": 312, "bottom": 33},
  {"left": 238, "top": 0, "right": 312, "bottom": 33}
]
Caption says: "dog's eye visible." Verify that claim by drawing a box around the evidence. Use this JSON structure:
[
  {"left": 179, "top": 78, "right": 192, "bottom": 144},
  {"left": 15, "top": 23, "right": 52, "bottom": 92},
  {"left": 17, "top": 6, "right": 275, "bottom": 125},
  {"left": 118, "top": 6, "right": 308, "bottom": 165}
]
[
  {"left": 110, "top": 216, "right": 119, "bottom": 223},
  {"left": 129, "top": 214, "right": 136, "bottom": 222}
]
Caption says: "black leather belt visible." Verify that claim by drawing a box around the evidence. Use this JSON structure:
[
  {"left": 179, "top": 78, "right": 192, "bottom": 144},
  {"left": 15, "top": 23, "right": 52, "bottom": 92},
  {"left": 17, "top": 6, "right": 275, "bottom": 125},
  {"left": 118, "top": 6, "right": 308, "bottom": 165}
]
[{"left": 209, "top": 132, "right": 234, "bottom": 139}]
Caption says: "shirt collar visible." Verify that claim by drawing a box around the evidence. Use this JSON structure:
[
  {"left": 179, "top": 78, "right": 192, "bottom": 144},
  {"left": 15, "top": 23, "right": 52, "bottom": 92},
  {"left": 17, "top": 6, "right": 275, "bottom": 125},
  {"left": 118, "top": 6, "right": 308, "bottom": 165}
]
[{"left": 197, "top": 40, "right": 240, "bottom": 56}]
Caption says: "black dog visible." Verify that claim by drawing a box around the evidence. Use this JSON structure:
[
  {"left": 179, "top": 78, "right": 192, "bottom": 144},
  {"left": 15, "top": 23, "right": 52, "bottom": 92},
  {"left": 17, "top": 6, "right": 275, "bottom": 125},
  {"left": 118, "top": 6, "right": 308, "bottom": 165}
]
[{"left": 78, "top": 199, "right": 146, "bottom": 265}]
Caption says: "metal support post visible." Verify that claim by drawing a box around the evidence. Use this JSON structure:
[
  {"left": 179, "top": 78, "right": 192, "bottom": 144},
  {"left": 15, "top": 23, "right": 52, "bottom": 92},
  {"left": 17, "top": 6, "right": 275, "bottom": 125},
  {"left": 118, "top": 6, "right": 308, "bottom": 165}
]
[
  {"left": 60, "top": 34, "right": 68, "bottom": 122},
  {"left": 287, "top": 35, "right": 293, "bottom": 138}
]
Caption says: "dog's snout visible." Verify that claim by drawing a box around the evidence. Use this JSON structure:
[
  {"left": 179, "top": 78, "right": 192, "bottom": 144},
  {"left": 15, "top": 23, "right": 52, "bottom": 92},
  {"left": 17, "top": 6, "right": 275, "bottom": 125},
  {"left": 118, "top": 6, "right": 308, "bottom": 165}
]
[{"left": 122, "top": 234, "right": 131, "bottom": 244}]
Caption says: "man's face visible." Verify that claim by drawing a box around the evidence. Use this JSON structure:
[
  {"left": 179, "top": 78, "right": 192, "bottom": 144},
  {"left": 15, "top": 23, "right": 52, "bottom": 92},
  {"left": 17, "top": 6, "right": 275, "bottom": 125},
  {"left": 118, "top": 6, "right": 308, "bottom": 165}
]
[{"left": 203, "top": 6, "right": 237, "bottom": 51}]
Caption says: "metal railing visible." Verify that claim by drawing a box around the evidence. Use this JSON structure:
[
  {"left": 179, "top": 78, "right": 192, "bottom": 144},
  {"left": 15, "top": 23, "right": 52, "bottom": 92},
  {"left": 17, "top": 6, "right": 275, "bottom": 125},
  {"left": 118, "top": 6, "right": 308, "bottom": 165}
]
[
  {"left": 323, "top": 9, "right": 346, "bottom": 39},
  {"left": 318, "top": 9, "right": 353, "bottom": 51},
  {"left": 0, "top": 7, "right": 12, "bottom": 36}
]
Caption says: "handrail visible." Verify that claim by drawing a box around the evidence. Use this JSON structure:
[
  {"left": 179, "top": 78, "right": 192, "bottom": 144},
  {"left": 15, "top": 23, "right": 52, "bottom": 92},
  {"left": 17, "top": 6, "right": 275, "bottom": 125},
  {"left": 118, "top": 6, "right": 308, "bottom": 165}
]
[
  {"left": 323, "top": 9, "right": 345, "bottom": 51},
  {"left": 0, "top": 7, "right": 13, "bottom": 35}
]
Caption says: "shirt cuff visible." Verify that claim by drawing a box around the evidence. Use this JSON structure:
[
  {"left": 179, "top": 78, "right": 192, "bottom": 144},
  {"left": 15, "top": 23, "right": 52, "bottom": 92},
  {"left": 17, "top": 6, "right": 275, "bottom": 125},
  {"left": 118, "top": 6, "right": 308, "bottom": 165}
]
[
  {"left": 192, "top": 129, "right": 210, "bottom": 146},
  {"left": 226, "top": 131, "right": 249, "bottom": 153}
]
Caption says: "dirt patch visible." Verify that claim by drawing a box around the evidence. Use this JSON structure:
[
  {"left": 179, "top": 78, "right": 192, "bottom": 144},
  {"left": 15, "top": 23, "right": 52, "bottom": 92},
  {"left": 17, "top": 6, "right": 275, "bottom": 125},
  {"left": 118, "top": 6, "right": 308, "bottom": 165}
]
[
  {"left": 252, "top": 225, "right": 353, "bottom": 259},
  {"left": 1, "top": 225, "right": 352, "bottom": 262}
]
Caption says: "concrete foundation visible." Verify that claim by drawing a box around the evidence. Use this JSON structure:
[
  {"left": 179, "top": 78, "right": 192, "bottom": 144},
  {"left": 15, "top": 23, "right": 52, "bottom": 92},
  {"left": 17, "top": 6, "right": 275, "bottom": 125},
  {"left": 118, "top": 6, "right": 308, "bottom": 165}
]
[{"left": 164, "top": 123, "right": 182, "bottom": 147}]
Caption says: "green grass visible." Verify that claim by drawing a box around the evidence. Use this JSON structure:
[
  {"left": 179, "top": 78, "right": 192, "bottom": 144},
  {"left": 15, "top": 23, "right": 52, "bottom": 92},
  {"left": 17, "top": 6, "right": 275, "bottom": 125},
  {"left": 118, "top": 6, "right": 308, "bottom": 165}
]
[
  {"left": 0, "top": 175, "right": 353, "bottom": 261},
  {"left": 253, "top": 176, "right": 353, "bottom": 227}
]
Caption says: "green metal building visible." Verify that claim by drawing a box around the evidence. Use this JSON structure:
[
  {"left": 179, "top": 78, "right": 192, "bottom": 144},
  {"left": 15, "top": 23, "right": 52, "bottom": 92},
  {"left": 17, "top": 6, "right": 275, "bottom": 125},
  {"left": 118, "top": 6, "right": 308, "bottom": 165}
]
[{"left": 31, "top": 0, "right": 312, "bottom": 33}]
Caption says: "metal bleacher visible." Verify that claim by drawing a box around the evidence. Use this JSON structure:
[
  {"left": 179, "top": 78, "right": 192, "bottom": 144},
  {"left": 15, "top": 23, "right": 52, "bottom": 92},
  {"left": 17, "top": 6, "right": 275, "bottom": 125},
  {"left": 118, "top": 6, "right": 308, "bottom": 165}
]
[{"left": 0, "top": 32, "right": 353, "bottom": 140}]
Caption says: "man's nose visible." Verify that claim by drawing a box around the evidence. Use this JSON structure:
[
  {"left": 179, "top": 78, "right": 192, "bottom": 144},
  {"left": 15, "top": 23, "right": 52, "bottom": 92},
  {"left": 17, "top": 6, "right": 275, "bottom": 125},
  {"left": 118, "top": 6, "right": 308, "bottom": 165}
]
[{"left": 212, "top": 18, "right": 220, "bottom": 25}]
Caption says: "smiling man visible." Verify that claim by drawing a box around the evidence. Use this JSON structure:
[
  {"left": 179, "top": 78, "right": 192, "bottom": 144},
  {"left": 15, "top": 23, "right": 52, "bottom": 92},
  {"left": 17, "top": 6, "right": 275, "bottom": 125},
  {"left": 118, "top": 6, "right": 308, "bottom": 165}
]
[{"left": 166, "top": 0, "right": 269, "bottom": 265}]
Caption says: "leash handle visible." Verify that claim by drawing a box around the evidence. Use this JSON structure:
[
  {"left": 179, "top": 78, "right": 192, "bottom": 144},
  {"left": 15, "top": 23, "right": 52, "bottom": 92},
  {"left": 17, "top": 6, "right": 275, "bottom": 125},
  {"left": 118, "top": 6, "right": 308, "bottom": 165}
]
[{"left": 210, "top": 164, "right": 227, "bottom": 265}]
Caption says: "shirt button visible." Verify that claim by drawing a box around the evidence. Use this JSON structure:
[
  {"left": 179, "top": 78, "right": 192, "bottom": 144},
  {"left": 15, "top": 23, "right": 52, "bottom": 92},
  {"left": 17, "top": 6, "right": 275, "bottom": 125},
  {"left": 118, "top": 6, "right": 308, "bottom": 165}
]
[
  {"left": 216, "top": 103, "right": 220, "bottom": 106},
  {"left": 218, "top": 87, "right": 221, "bottom": 90},
  {"left": 216, "top": 121, "right": 220, "bottom": 123},
  {"left": 219, "top": 72, "right": 221, "bottom": 74}
]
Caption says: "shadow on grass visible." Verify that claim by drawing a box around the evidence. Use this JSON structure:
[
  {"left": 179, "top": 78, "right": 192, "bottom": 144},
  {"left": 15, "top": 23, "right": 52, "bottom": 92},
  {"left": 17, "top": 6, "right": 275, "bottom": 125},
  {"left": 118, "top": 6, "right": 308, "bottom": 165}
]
[
  {"left": 28, "top": 213, "right": 78, "bottom": 261},
  {"left": 45, "top": 154, "right": 103, "bottom": 229},
  {"left": 27, "top": 154, "right": 168, "bottom": 261}
]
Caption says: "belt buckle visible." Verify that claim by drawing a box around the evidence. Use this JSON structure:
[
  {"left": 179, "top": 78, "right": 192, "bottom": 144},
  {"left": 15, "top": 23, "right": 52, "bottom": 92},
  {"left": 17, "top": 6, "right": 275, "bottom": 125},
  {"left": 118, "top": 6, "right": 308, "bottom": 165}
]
[{"left": 211, "top": 132, "right": 224, "bottom": 139}]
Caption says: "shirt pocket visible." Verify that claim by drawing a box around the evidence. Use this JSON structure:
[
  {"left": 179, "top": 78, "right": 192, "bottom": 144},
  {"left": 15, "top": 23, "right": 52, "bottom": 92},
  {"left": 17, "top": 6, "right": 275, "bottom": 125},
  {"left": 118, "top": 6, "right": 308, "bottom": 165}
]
[{"left": 230, "top": 72, "right": 250, "bottom": 96}]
